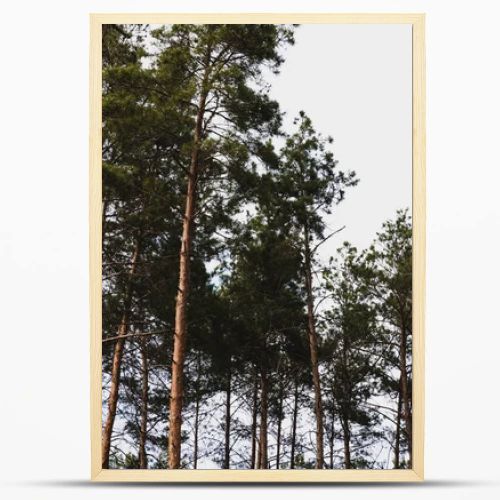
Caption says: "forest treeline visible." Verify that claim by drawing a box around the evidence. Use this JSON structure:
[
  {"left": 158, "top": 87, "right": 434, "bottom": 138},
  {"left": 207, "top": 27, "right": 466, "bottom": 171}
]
[{"left": 101, "top": 24, "right": 412, "bottom": 470}]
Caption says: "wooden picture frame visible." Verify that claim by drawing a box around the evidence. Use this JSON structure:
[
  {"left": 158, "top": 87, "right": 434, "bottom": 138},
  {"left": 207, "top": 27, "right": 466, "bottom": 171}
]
[{"left": 90, "top": 13, "right": 425, "bottom": 482}]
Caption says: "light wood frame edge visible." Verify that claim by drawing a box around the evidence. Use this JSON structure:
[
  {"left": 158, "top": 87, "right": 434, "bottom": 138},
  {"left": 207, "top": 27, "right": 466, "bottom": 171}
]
[
  {"left": 411, "top": 14, "right": 426, "bottom": 482},
  {"left": 90, "top": 13, "right": 103, "bottom": 481},
  {"left": 89, "top": 12, "right": 426, "bottom": 483}
]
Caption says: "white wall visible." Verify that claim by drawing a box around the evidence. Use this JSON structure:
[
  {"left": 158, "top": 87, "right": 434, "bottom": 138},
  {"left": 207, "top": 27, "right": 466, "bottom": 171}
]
[{"left": 1, "top": 1, "right": 499, "bottom": 499}]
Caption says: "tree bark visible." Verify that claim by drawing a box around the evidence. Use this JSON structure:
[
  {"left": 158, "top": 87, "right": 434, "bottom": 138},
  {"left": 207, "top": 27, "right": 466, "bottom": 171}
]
[
  {"left": 275, "top": 380, "right": 284, "bottom": 469},
  {"left": 341, "top": 416, "right": 351, "bottom": 469},
  {"left": 167, "top": 60, "right": 210, "bottom": 469},
  {"left": 340, "top": 327, "right": 351, "bottom": 470},
  {"left": 250, "top": 370, "right": 259, "bottom": 469},
  {"left": 303, "top": 224, "right": 324, "bottom": 469},
  {"left": 258, "top": 369, "right": 269, "bottom": 469},
  {"left": 394, "top": 386, "right": 402, "bottom": 469},
  {"left": 139, "top": 337, "right": 149, "bottom": 469},
  {"left": 328, "top": 393, "right": 335, "bottom": 469},
  {"left": 102, "top": 238, "right": 141, "bottom": 469},
  {"left": 223, "top": 368, "right": 231, "bottom": 469},
  {"left": 290, "top": 379, "right": 299, "bottom": 469}
]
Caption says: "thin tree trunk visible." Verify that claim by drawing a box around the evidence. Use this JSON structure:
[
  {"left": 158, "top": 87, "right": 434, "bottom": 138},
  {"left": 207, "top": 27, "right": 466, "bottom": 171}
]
[
  {"left": 303, "top": 224, "right": 324, "bottom": 469},
  {"left": 276, "top": 380, "right": 284, "bottom": 469},
  {"left": 394, "top": 386, "right": 402, "bottom": 469},
  {"left": 167, "top": 60, "right": 211, "bottom": 469},
  {"left": 399, "top": 312, "right": 412, "bottom": 467},
  {"left": 193, "top": 356, "right": 201, "bottom": 469},
  {"left": 102, "top": 238, "right": 141, "bottom": 469},
  {"left": 193, "top": 396, "right": 200, "bottom": 469},
  {"left": 329, "top": 395, "right": 335, "bottom": 469},
  {"left": 342, "top": 416, "right": 351, "bottom": 469},
  {"left": 290, "top": 379, "right": 299, "bottom": 469},
  {"left": 250, "top": 370, "right": 259, "bottom": 469},
  {"left": 340, "top": 328, "right": 351, "bottom": 470},
  {"left": 224, "top": 368, "right": 231, "bottom": 469},
  {"left": 258, "top": 369, "right": 269, "bottom": 469},
  {"left": 139, "top": 337, "right": 149, "bottom": 469}
]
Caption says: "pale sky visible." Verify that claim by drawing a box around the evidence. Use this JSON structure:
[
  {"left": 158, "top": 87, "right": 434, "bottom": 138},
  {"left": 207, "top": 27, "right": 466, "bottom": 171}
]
[{"left": 268, "top": 24, "right": 412, "bottom": 258}]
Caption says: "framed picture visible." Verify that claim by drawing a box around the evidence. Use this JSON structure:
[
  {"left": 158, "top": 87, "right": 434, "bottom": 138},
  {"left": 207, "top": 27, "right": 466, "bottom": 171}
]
[{"left": 90, "top": 13, "right": 425, "bottom": 482}]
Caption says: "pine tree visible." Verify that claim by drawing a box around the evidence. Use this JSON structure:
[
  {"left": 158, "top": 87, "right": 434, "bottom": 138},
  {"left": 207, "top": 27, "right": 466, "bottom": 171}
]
[
  {"left": 359, "top": 210, "right": 413, "bottom": 466},
  {"left": 270, "top": 112, "right": 358, "bottom": 468},
  {"left": 227, "top": 212, "right": 305, "bottom": 469},
  {"left": 323, "top": 244, "right": 382, "bottom": 469},
  {"left": 101, "top": 23, "right": 192, "bottom": 468},
  {"left": 150, "top": 24, "right": 296, "bottom": 468}
]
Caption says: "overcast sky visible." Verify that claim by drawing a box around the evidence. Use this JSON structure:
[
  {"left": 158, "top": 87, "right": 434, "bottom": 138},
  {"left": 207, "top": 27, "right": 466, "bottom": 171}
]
[{"left": 268, "top": 24, "right": 412, "bottom": 259}]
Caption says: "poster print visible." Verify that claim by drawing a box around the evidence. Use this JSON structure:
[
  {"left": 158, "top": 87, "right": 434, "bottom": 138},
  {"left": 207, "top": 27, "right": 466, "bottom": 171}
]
[{"left": 90, "top": 13, "right": 425, "bottom": 482}]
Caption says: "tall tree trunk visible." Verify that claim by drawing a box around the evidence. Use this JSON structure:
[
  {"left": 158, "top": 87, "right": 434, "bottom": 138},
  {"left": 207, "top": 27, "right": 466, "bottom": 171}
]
[
  {"left": 250, "top": 370, "right": 259, "bottom": 469},
  {"left": 167, "top": 61, "right": 210, "bottom": 469},
  {"left": 340, "top": 330, "right": 351, "bottom": 469},
  {"left": 290, "top": 378, "right": 299, "bottom": 469},
  {"left": 139, "top": 337, "right": 149, "bottom": 469},
  {"left": 394, "top": 386, "right": 402, "bottom": 469},
  {"left": 102, "top": 238, "right": 141, "bottom": 468},
  {"left": 399, "top": 312, "right": 412, "bottom": 467},
  {"left": 275, "top": 380, "right": 284, "bottom": 469},
  {"left": 258, "top": 369, "right": 269, "bottom": 469},
  {"left": 341, "top": 416, "right": 351, "bottom": 469},
  {"left": 329, "top": 394, "right": 335, "bottom": 469},
  {"left": 223, "top": 368, "right": 231, "bottom": 469},
  {"left": 303, "top": 224, "right": 324, "bottom": 469}
]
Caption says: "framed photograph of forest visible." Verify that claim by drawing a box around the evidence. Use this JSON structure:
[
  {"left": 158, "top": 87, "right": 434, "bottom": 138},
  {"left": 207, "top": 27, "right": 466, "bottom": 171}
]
[{"left": 90, "top": 13, "right": 425, "bottom": 482}]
